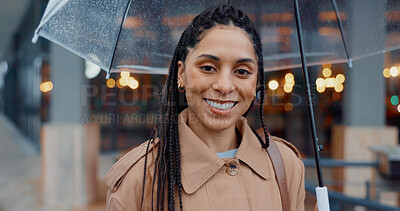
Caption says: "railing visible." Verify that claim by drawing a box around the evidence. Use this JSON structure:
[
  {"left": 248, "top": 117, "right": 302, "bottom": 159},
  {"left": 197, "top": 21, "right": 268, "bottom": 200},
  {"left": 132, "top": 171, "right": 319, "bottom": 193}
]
[{"left": 303, "top": 158, "right": 400, "bottom": 211}]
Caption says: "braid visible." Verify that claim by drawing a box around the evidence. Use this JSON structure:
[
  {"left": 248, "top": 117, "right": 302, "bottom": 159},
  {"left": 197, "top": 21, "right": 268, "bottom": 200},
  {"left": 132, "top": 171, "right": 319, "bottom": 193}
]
[
  {"left": 252, "top": 27, "right": 270, "bottom": 148},
  {"left": 141, "top": 4, "right": 268, "bottom": 210}
]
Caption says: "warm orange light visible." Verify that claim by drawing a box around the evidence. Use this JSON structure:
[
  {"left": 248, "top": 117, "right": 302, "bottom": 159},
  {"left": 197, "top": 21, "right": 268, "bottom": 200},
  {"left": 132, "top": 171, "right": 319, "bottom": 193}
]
[
  {"left": 284, "top": 84, "right": 293, "bottom": 93},
  {"left": 386, "top": 11, "right": 400, "bottom": 22},
  {"left": 323, "top": 68, "right": 332, "bottom": 77},
  {"left": 334, "top": 83, "right": 344, "bottom": 92},
  {"left": 318, "top": 11, "right": 346, "bottom": 21},
  {"left": 128, "top": 77, "right": 139, "bottom": 89},
  {"left": 123, "top": 16, "right": 144, "bottom": 28},
  {"left": 261, "top": 12, "right": 293, "bottom": 23},
  {"left": 119, "top": 78, "right": 128, "bottom": 86},
  {"left": 277, "top": 27, "right": 293, "bottom": 36},
  {"left": 106, "top": 78, "right": 115, "bottom": 88},
  {"left": 116, "top": 79, "right": 123, "bottom": 88},
  {"left": 120, "top": 71, "right": 130, "bottom": 79},
  {"left": 336, "top": 74, "right": 345, "bottom": 83},
  {"left": 162, "top": 14, "right": 196, "bottom": 28},
  {"left": 325, "top": 78, "right": 337, "bottom": 88},
  {"left": 40, "top": 81, "right": 53, "bottom": 93},
  {"left": 316, "top": 78, "right": 325, "bottom": 87},
  {"left": 318, "top": 27, "right": 340, "bottom": 36},
  {"left": 317, "top": 85, "right": 325, "bottom": 93},
  {"left": 285, "top": 73, "right": 294, "bottom": 82},
  {"left": 322, "top": 63, "right": 332, "bottom": 69},
  {"left": 284, "top": 103, "right": 294, "bottom": 111}
]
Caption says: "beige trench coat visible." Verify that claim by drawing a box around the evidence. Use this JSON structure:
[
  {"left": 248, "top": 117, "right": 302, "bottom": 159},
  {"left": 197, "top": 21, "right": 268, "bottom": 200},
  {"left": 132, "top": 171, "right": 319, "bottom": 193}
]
[{"left": 105, "top": 109, "right": 305, "bottom": 211}]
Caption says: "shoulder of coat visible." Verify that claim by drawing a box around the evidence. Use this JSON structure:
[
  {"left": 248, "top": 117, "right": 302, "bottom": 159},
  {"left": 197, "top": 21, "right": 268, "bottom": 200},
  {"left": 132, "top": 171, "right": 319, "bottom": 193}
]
[
  {"left": 105, "top": 138, "right": 159, "bottom": 193},
  {"left": 271, "top": 136, "right": 302, "bottom": 159}
]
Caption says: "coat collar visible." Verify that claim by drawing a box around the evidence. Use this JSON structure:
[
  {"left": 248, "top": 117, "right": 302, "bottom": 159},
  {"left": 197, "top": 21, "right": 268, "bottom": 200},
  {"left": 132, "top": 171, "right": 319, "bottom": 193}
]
[{"left": 178, "top": 109, "right": 271, "bottom": 194}]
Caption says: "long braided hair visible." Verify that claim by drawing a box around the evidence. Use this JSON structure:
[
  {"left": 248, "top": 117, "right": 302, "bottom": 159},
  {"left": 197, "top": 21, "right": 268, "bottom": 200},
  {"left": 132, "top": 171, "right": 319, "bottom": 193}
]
[{"left": 141, "top": 4, "right": 270, "bottom": 210}]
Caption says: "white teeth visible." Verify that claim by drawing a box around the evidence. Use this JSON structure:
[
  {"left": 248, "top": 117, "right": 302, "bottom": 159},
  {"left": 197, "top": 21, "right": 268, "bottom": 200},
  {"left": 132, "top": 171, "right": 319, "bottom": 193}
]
[{"left": 205, "top": 99, "right": 236, "bottom": 110}]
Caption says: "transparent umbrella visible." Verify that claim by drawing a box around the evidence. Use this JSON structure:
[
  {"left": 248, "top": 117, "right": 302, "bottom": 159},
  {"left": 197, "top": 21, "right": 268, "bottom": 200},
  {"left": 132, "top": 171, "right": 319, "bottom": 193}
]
[
  {"left": 32, "top": 0, "right": 400, "bottom": 210},
  {"left": 32, "top": 0, "right": 400, "bottom": 76}
]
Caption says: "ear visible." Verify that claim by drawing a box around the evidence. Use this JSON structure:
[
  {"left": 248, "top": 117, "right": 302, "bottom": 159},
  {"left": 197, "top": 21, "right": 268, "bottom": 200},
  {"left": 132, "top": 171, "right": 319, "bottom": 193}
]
[{"left": 177, "top": 61, "right": 185, "bottom": 86}]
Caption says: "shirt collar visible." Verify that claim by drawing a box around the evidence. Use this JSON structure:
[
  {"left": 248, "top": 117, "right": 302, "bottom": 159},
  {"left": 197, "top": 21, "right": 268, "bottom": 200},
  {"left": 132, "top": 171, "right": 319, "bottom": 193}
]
[{"left": 178, "top": 108, "right": 270, "bottom": 194}]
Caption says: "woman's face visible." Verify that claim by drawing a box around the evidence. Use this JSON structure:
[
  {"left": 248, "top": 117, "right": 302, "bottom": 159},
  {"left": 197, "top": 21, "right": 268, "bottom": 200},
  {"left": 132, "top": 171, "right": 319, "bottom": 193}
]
[{"left": 178, "top": 25, "right": 258, "bottom": 131}]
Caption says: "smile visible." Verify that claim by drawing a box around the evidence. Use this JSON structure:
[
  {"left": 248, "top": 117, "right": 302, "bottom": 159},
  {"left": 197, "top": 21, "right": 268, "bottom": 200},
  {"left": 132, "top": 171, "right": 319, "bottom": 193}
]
[{"left": 204, "top": 98, "right": 238, "bottom": 110}]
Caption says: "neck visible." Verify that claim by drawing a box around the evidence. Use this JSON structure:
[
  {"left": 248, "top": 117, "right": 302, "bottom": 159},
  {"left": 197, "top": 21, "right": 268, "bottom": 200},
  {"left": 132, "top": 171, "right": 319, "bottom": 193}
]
[{"left": 186, "top": 109, "right": 240, "bottom": 153}]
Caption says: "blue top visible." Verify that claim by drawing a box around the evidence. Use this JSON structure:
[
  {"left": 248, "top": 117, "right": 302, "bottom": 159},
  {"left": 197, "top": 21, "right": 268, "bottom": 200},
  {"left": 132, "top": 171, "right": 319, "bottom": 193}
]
[{"left": 216, "top": 148, "right": 238, "bottom": 159}]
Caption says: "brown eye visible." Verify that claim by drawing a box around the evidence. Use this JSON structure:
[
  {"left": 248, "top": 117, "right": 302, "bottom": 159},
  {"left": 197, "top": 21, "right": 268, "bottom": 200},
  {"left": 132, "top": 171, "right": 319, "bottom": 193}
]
[
  {"left": 235, "top": 69, "right": 250, "bottom": 76},
  {"left": 200, "top": 66, "right": 216, "bottom": 72}
]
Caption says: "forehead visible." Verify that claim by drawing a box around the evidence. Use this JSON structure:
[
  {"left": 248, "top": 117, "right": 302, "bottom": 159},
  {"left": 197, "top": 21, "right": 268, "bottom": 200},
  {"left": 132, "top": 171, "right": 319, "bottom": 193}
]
[{"left": 186, "top": 25, "right": 257, "bottom": 61}]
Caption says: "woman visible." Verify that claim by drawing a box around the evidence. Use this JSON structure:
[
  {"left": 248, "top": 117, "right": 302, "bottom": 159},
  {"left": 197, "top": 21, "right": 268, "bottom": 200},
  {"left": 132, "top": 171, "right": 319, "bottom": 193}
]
[{"left": 106, "top": 4, "right": 305, "bottom": 211}]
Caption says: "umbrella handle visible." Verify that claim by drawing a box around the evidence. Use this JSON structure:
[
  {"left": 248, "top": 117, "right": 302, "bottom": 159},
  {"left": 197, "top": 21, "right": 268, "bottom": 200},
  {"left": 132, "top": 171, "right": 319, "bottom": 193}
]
[{"left": 316, "top": 186, "right": 330, "bottom": 211}]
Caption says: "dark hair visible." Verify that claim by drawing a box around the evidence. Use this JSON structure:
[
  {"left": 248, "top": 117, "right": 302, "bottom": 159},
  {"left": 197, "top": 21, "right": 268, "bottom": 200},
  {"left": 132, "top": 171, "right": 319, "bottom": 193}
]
[{"left": 141, "top": 4, "right": 269, "bottom": 210}]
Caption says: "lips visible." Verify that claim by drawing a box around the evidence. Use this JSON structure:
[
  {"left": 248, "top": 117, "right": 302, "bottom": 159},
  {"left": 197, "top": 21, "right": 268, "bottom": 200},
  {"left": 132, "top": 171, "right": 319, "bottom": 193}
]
[{"left": 204, "top": 98, "right": 238, "bottom": 111}]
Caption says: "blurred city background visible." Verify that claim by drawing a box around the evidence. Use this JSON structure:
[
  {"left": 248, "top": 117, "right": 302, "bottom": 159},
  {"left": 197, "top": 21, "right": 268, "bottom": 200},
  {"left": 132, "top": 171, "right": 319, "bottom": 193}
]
[{"left": 0, "top": 0, "right": 399, "bottom": 210}]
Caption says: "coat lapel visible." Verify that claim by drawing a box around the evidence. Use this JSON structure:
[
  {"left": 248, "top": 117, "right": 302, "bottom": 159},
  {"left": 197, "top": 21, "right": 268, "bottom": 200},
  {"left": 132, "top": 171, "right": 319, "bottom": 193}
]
[{"left": 178, "top": 109, "right": 271, "bottom": 195}]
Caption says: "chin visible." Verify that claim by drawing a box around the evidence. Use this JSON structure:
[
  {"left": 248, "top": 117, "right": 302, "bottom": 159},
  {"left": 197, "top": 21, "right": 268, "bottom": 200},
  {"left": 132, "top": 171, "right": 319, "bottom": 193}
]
[{"left": 202, "top": 114, "right": 239, "bottom": 131}]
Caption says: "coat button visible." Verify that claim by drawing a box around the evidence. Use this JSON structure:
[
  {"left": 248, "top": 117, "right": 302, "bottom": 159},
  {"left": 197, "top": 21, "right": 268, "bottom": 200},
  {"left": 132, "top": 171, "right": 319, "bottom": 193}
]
[{"left": 226, "top": 164, "right": 238, "bottom": 176}]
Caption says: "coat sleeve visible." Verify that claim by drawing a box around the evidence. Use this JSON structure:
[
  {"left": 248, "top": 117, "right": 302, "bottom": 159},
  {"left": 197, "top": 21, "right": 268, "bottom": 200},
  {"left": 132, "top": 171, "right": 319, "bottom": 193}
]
[
  {"left": 105, "top": 140, "right": 156, "bottom": 211},
  {"left": 105, "top": 157, "right": 145, "bottom": 211}
]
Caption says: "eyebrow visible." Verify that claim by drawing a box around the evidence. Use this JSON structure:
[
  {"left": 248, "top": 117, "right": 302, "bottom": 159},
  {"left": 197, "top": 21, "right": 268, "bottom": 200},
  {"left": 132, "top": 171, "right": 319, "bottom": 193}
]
[
  {"left": 195, "top": 54, "right": 255, "bottom": 64},
  {"left": 235, "top": 58, "right": 255, "bottom": 64},
  {"left": 195, "top": 54, "right": 219, "bottom": 61}
]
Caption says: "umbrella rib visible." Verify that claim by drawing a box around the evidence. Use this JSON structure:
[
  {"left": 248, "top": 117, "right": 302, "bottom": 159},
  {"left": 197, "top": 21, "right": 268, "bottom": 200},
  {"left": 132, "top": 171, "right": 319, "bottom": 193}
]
[
  {"left": 107, "top": 0, "right": 133, "bottom": 79},
  {"left": 331, "top": 0, "right": 353, "bottom": 68}
]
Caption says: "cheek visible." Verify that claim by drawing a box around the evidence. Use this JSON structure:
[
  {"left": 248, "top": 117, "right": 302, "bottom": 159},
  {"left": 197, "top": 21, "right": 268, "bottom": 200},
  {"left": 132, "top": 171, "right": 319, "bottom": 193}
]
[
  {"left": 240, "top": 77, "right": 257, "bottom": 99},
  {"left": 183, "top": 72, "right": 206, "bottom": 101}
]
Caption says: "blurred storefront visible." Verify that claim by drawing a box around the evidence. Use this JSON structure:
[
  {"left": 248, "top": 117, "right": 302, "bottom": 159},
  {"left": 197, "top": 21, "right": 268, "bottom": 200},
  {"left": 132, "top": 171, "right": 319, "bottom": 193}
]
[{"left": 0, "top": 0, "right": 399, "bottom": 210}]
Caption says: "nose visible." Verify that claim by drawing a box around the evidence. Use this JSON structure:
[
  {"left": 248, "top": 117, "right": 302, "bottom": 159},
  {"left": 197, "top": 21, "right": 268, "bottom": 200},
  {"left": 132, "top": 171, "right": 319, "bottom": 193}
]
[{"left": 211, "top": 70, "right": 235, "bottom": 95}]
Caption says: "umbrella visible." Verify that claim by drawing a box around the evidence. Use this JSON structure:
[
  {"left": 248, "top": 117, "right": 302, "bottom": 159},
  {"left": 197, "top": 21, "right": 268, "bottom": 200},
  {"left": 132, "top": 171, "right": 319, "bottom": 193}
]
[
  {"left": 32, "top": 0, "right": 400, "bottom": 76},
  {"left": 32, "top": 0, "right": 400, "bottom": 210}
]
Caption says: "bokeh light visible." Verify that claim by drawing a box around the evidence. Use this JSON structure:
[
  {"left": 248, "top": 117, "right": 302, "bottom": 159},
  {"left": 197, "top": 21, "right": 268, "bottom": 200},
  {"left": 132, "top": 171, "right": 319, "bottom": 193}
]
[
  {"left": 268, "top": 80, "right": 279, "bottom": 90},
  {"left": 322, "top": 63, "right": 332, "bottom": 69},
  {"left": 383, "top": 68, "right": 391, "bottom": 78},
  {"left": 336, "top": 74, "right": 345, "bottom": 83},
  {"left": 325, "top": 78, "right": 337, "bottom": 88},
  {"left": 390, "top": 66, "right": 399, "bottom": 77},
  {"left": 285, "top": 73, "right": 294, "bottom": 82},
  {"left": 40, "top": 81, "right": 53, "bottom": 93},
  {"left": 128, "top": 77, "right": 139, "bottom": 89},
  {"left": 284, "top": 103, "right": 293, "bottom": 111},
  {"left": 283, "top": 84, "right": 293, "bottom": 93},
  {"left": 106, "top": 78, "right": 115, "bottom": 88},
  {"left": 116, "top": 79, "right": 123, "bottom": 88},
  {"left": 391, "top": 95, "right": 399, "bottom": 106},
  {"left": 316, "top": 78, "right": 325, "bottom": 87},
  {"left": 323, "top": 68, "right": 332, "bottom": 77},
  {"left": 316, "top": 85, "right": 325, "bottom": 93},
  {"left": 119, "top": 77, "right": 128, "bottom": 86},
  {"left": 120, "top": 71, "right": 130, "bottom": 79},
  {"left": 334, "top": 83, "right": 344, "bottom": 92}
]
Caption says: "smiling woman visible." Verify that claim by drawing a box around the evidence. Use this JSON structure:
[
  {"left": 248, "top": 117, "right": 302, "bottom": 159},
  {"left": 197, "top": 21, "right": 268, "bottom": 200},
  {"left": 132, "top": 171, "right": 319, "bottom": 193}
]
[
  {"left": 105, "top": 4, "right": 305, "bottom": 211},
  {"left": 177, "top": 26, "right": 258, "bottom": 152}
]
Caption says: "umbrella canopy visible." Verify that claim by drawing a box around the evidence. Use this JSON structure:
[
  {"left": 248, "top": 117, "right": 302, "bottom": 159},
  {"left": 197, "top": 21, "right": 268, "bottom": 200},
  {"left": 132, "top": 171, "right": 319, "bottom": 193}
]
[{"left": 32, "top": 0, "right": 400, "bottom": 75}]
